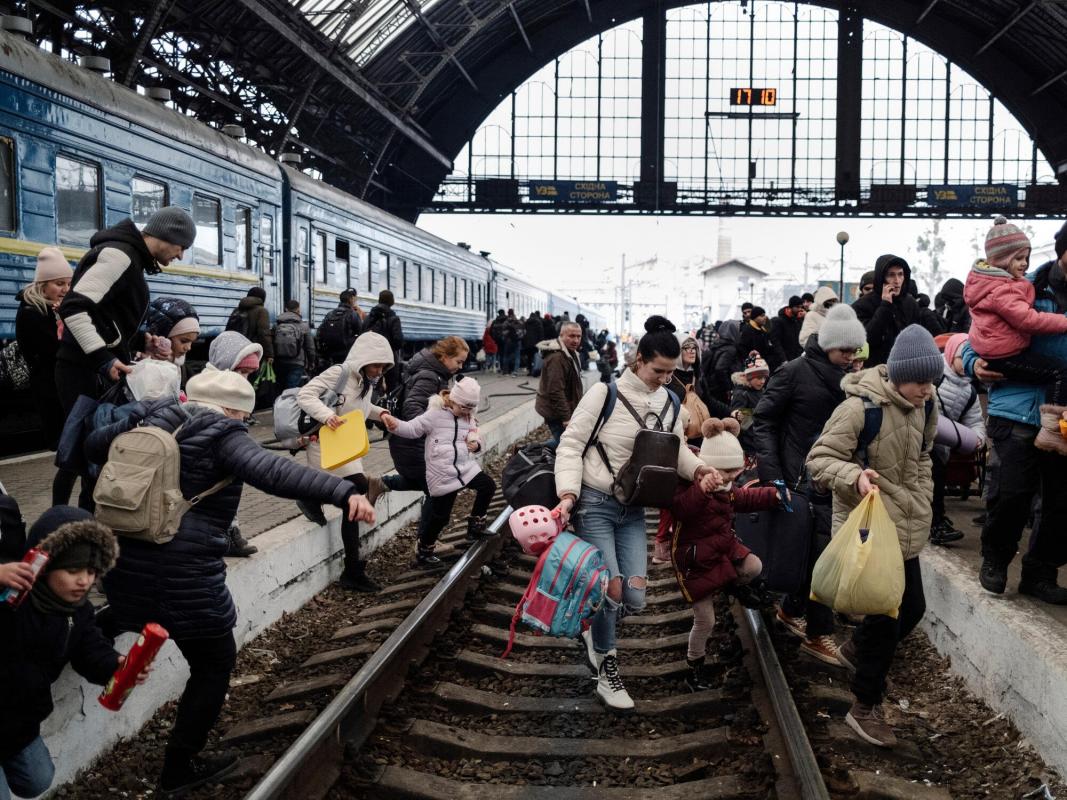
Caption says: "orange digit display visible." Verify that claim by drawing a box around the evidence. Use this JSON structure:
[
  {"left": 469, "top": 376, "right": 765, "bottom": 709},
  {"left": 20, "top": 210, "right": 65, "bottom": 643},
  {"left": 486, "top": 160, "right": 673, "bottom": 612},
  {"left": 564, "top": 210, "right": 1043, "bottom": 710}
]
[{"left": 729, "top": 87, "right": 778, "bottom": 106}]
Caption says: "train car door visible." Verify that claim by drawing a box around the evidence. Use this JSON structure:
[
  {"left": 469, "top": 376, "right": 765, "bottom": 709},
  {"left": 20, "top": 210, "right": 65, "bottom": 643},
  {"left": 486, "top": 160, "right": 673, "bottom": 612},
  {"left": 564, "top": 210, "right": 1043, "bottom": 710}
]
[{"left": 295, "top": 218, "right": 312, "bottom": 318}]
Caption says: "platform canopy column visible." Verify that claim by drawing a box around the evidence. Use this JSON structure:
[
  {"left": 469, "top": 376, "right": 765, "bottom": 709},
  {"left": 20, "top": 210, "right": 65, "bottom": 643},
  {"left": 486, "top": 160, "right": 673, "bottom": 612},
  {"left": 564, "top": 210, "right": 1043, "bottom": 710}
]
[
  {"left": 639, "top": 3, "right": 667, "bottom": 210},
  {"left": 834, "top": 2, "right": 863, "bottom": 202}
]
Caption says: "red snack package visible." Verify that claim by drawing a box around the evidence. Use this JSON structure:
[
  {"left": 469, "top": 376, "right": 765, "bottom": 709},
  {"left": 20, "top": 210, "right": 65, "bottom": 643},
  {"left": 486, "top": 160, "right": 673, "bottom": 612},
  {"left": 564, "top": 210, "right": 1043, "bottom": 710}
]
[
  {"left": 0, "top": 548, "right": 50, "bottom": 607},
  {"left": 99, "top": 623, "right": 169, "bottom": 711}
]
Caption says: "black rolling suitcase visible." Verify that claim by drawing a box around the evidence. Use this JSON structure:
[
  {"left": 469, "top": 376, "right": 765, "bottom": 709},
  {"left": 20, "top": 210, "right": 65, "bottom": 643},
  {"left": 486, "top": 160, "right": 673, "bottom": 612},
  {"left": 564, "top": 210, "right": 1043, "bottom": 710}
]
[{"left": 734, "top": 487, "right": 813, "bottom": 596}]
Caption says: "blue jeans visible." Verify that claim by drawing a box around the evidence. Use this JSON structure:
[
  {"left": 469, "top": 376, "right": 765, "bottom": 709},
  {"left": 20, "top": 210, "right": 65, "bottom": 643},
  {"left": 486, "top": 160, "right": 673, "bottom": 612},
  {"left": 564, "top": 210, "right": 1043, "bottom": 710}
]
[
  {"left": 545, "top": 418, "right": 565, "bottom": 447},
  {"left": 572, "top": 486, "right": 648, "bottom": 654},
  {"left": 275, "top": 363, "right": 305, "bottom": 390},
  {"left": 1, "top": 737, "right": 54, "bottom": 800}
]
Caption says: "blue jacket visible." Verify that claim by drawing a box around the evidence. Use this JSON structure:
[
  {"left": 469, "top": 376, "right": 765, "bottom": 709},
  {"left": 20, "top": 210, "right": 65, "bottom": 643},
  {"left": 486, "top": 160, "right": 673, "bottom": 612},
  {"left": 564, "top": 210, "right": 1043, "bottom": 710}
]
[
  {"left": 86, "top": 399, "right": 357, "bottom": 638},
  {"left": 962, "top": 261, "right": 1067, "bottom": 427}
]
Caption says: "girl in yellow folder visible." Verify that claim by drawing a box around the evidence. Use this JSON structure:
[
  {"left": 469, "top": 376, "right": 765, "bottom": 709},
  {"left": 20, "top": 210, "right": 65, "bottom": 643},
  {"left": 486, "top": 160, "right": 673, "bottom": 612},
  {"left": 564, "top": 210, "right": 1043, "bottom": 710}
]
[{"left": 297, "top": 331, "right": 397, "bottom": 593}]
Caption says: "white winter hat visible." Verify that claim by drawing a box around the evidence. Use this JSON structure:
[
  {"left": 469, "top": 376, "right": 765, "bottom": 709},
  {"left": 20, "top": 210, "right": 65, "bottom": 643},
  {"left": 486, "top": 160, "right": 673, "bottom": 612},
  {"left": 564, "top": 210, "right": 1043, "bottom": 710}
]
[
  {"left": 449, "top": 377, "right": 481, "bottom": 409},
  {"left": 817, "top": 303, "right": 866, "bottom": 352},
  {"left": 697, "top": 418, "right": 744, "bottom": 470},
  {"left": 35, "top": 246, "right": 73, "bottom": 283},
  {"left": 186, "top": 368, "right": 255, "bottom": 414}
]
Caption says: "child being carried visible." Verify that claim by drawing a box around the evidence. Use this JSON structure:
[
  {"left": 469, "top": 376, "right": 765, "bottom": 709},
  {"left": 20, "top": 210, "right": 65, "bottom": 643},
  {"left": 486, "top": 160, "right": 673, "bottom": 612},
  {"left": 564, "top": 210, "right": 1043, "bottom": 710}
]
[{"left": 964, "top": 217, "right": 1067, "bottom": 454}]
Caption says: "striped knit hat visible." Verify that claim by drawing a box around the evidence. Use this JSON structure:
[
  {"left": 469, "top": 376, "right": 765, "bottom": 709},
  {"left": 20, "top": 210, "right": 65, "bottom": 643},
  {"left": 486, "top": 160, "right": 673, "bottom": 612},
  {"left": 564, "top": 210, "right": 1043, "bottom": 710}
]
[{"left": 984, "top": 216, "right": 1030, "bottom": 268}]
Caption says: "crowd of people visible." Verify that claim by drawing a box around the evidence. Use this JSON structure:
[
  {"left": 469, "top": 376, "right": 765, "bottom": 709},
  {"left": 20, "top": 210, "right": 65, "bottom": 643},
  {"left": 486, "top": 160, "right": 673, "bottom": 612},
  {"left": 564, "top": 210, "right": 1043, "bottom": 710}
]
[{"left": 3, "top": 207, "right": 1067, "bottom": 795}]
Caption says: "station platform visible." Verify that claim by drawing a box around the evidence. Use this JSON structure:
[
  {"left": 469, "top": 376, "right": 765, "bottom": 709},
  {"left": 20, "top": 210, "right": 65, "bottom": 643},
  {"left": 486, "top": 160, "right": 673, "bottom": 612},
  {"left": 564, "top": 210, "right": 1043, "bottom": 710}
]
[
  {"left": 923, "top": 494, "right": 1067, "bottom": 777},
  {"left": 0, "top": 370, "right": 541, "bottom": 532}
]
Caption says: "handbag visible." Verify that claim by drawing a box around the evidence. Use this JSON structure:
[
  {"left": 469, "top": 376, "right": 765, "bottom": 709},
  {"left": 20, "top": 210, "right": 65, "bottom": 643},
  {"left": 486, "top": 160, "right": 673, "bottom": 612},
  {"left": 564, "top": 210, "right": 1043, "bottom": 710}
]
[
  {"left": 0, "top": 341, "right": 31, "bottom": 392},
  {"left": 682, "top": 383, "right": 710, "bottom": 440},
  {"left": 595, "top": 390, "right": 681, "bottom": 508}
]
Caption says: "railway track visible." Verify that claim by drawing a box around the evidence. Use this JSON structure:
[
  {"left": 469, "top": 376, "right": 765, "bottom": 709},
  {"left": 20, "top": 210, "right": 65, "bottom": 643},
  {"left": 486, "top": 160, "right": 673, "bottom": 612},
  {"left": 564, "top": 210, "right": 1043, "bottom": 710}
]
[{"left": 232, "top": 506, "right": 830, "bottom": 800}]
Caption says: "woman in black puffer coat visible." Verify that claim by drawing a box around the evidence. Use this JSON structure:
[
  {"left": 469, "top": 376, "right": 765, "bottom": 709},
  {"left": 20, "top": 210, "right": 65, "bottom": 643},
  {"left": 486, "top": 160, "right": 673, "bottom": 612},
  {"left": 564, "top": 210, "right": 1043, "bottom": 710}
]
[{"left": 85, "top": 369, "right": 374, "bottom": 795}]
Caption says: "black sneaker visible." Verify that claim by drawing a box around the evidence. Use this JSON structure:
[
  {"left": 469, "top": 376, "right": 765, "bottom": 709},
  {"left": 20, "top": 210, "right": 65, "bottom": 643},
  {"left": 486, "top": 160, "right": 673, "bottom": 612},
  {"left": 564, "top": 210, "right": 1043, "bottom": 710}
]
[
  {"left": 979, "top": 558, "right": 1008, "bottom": 594},
  {"left": 929, "top": 519, "right": 964, "bottom": 546},
  {"left": 415, "top": 548, "right": 442, "bottom": 567},
  {"left": 728, "top": 578, "right": 776, "bottom": 610},
  {"left": 972, "top": 512, "right": 987, "bottom": 526},
  {"left": 225, "top": 524, "right": 258, "bottom": 557},
  {"left": 685, "top": 656, "right": 715, "bottom": 692},
  {"left": 296, "top": 500, "right": 328, "bottom": 527},
  {"left": 159, "top": 752, "right": 238, "bottom": 796},
  {"left": 339, "top": 561, "right": 381, "bottom": 593}
]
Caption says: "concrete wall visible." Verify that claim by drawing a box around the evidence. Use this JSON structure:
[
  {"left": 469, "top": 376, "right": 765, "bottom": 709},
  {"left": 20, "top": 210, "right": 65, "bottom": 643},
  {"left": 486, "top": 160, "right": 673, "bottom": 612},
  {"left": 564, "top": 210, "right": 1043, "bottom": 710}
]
[
  {"left": 40, "top": 389, "right": 557, "bottom": 793},
  {"left": 920, "top": 548, "right": 1067, "bottom": 777}
]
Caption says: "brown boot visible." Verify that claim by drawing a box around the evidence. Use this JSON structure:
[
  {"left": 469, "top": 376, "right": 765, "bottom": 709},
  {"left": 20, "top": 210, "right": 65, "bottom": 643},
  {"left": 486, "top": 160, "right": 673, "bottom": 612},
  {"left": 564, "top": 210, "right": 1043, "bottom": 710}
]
[
  {"left": 845, "top": 702, "right": 897, "bottom": 747},
  {"left": 1034, "top": 405, "right": 1067, "bottom": 456},
  {"left": 366, "top": 476, "right": 390, "bottom": 506}
]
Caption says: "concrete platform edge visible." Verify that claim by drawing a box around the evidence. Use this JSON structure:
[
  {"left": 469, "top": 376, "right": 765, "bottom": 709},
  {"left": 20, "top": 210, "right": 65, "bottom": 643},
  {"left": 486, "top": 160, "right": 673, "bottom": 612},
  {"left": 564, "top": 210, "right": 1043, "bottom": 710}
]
[
  {"left": 40, "top": 387, "right": 549, "bottom": 794},
  {"left": 919, "top": 546, "right": 1067, "bottom": 778}
]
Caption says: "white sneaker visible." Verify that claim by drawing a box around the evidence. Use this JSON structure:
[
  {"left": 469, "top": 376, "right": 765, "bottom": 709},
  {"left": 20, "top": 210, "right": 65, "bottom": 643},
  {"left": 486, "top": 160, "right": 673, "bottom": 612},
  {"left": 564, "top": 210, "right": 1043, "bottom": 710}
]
[
  {"left": 581, "top": 627, "right": 602, "bottom": 673},
  {"left": 595, "top": 652, "right": 635, "bottom": 712}
]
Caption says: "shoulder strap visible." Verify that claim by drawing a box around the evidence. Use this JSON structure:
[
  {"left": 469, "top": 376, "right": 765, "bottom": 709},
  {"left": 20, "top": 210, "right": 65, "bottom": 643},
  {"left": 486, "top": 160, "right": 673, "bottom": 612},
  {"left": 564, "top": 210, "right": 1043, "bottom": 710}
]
[
  {"left": 922, "top": 397, "right": 935, "bottom": 451},
  {"left": 961, "top": 385, "right": 978, "bottom": 418},
  {"left": 663, "top": 388, "right": 681, "bottom": 431},
  {"left": 856, "top": 399, "right": 882, "bottom": 469},
  {"left": 581, "top": 382, "right": 617, "bottom": 459},
  {"left": 333, "top": 365, "right": 350, "bottom": 396}
]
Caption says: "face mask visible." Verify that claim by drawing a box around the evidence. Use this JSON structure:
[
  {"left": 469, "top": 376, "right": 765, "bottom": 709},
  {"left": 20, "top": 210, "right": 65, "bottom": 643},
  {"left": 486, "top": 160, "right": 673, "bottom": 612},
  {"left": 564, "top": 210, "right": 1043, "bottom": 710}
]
[{"left": 365, "top": 375, "right": 380, "bottom": 386}]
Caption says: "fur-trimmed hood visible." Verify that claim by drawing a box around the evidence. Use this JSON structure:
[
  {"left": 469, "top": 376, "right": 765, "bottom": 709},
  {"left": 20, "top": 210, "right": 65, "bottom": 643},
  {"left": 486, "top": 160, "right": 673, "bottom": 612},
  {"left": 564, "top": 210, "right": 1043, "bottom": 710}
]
[{"left": 30, "top": 519, "right": 118, "bottom": 575}]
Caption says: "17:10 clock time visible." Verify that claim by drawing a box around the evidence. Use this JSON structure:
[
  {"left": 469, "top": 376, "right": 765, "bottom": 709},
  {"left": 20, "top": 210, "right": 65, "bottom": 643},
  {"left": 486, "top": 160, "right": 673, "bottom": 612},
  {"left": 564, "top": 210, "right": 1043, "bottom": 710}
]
[{"left": 729, "top": 87, "right": 777, "bottom": 106}]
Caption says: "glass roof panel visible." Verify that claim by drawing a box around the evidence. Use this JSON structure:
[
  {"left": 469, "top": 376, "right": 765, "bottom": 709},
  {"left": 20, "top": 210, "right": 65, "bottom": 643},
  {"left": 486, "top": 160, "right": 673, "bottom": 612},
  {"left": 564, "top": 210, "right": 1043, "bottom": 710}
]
[{"left": 287, "top": 0, "right": 447, "bottom": 66}]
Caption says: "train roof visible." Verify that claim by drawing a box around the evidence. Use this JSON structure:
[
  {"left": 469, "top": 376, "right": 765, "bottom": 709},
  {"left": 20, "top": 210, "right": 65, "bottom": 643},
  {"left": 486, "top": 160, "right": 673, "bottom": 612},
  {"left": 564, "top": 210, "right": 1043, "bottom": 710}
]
[
  {"left": 282, "top": 164, "right": 492, "bottom": 269},
  {"left": 0, "top": 31, "right": 278, "bottom": 179}
]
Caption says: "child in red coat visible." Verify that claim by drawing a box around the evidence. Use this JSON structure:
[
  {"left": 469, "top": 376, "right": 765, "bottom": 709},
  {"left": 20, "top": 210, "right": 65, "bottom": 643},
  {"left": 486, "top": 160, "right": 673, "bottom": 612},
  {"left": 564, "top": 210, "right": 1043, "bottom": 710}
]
[{"left": 668, "top": 417, "right": 786, "bottom": 691}]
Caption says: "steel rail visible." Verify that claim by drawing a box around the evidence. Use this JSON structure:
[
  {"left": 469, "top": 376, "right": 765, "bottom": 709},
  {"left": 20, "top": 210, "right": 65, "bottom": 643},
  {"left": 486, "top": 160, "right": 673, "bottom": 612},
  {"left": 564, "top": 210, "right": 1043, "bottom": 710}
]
[
  {"left": 741, "top": 608, "right": 831, "bottom": 800},
  {"left": 243, "top": 505, "right": 513, "bottom": 800}
]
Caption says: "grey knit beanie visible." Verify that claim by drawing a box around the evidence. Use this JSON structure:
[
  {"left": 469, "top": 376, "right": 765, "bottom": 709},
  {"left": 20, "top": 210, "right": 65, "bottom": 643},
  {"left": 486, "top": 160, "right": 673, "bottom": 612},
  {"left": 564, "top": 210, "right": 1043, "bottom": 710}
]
[
  {"left": 142, "top": 206, "right": 196, "bottom": 249},
  {"left": 886, "top": 325, "right": 943, "bottom": 384},
  {"left": 817, "top": 303, "right": 866, "bottom": 351}
]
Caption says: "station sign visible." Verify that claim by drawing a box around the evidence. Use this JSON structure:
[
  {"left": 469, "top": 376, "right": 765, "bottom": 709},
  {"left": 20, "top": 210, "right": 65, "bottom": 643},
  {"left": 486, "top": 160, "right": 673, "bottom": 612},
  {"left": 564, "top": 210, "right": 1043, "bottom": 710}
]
[
  {"left": 926, "top": 184, "right": 1019, "bottom": 208},
  {"left": 529, "top": 180, "right": 618, "bottom": 203}
]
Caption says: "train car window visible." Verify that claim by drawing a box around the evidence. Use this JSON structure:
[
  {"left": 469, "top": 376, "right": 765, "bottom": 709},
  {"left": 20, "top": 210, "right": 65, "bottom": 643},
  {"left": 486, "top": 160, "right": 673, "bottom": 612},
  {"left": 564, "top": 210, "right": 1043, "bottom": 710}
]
[
  {"left": 314, "top": 231, "right": 327, "bottom": 284},
  {"left": 335, "top": 239, "right": 350, "bottom": 289},
  {"left": 191, "top": 194, "right": 221, "bottom": 266},
  {"left": 405, "top": 260, "right": 418, "bottom": 299},
  {"left": 0, "top": 137, "right": 14, "bottom": 232},
  {"left": 235, "top": 207, "right": 252, "bottom": 270},
  {"left": 297, "top": 226, "right": 309, "bottom": 284},
  {"left": 130, "top": 176, "right": 167, "bottom": 227},
  {"left": 377, "top": 251, "right": 390, "bottom": 292},
  {"left": 452, "top": 275, "right": 458, "bottom": 307},
  {"left": 259, "top": 215, "right": 274, "bottom": 275},
  {"left": 421, "top": 265, "right": 433, "bottom": 302},
  {"left": 434, "top": 270, "right": 444, "bottom": 305},
  {"left": 358, "top": 246, "right": 371, "bottom": 292},
  {"left": 477, "top": 284, "right": 483, "bottom": 312},
  {"left": 55, "top": 155, "right": 100, "bottom": 246}
]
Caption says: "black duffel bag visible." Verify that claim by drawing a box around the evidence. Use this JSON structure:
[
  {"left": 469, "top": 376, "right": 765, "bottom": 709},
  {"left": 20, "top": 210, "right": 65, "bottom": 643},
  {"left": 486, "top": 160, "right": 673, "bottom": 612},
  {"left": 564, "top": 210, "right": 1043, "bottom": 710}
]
[{"left": 501, "top": 442, "right": 560, "bottom": 510}]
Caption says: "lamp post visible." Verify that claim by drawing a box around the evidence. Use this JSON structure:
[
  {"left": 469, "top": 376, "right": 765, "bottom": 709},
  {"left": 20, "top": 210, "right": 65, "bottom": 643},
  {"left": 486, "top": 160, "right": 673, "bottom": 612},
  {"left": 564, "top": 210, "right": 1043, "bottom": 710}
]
[{"left": 836, "top": 231, "right": 850, "bottom": 299}]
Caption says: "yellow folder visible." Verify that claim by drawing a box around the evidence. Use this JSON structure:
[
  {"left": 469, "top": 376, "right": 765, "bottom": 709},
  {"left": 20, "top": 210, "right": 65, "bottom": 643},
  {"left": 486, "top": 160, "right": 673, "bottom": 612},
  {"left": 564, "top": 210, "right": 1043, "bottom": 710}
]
[{"left": 318, "top": 410, "right": 370, "bottom": 471}]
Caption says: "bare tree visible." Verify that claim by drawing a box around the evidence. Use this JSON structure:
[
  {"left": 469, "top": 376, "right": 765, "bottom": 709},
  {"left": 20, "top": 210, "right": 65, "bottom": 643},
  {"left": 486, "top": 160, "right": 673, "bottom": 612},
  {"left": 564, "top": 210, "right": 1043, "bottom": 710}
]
[{"left": 915, "top": 218, "right": 947, "bottom": 295}]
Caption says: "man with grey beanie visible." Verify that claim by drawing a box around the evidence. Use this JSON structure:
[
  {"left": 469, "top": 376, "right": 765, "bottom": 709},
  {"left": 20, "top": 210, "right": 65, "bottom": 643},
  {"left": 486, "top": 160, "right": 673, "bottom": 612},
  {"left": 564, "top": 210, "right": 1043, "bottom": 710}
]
[
  {"left": 807, "top": 324, "right": 941, "bottom": 748},
  {"left": 56, "top": 205, "right": 196, "bottom": 413},
  {"left": 754, "top": 302, "right": 867, "bottom": 669}
]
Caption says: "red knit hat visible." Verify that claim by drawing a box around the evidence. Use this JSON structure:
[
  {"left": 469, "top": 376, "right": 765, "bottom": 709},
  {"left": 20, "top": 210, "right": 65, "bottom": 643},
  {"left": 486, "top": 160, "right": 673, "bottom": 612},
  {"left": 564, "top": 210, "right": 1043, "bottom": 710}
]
[{"left": 984, "top": 216, "right": 1030, "bottom": 268}]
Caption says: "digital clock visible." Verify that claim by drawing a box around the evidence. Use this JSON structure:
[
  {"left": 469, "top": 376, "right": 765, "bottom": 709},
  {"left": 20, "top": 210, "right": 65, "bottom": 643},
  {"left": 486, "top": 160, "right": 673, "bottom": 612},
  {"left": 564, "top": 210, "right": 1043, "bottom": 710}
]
[{"left": 729, "top": 87, "right": 777, "bottom": 106}]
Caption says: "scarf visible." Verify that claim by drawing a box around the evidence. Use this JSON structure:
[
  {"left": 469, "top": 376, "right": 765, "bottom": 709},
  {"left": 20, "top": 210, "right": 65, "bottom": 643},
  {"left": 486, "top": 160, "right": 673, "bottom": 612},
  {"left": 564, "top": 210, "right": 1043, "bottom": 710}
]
[{"left": 28, "top": 578, "right": 82, "bottom": 617}]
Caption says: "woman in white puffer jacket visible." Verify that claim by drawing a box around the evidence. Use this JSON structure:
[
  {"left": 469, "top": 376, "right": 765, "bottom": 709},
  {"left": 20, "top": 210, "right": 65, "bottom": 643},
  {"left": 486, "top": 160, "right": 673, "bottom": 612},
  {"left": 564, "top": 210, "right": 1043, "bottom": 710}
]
[
  {"left": 552, "top": 315, "right": 723, "bottom": 712},
  {"left": 797, "top": 285, "right": 839, "bottom": 346},
  {"left": 297, "top": 332, "right": 395, "bottom": 592}
]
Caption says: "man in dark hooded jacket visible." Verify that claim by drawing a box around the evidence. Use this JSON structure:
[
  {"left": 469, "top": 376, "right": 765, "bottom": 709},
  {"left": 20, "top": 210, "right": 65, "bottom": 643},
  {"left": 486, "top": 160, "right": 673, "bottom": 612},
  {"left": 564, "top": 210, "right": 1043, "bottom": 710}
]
[
  {"left": 56, "top": 206, "right": 195, "bottom": 411},
  {"left": 702, "top": 319, "right": 743, "bottom": 404},
  {"left": 934, "top": 277, "right": 971, "bottom": 333},
  {"left": 769, "top": 296, "right": 805, "bottom": 362},
  {"left": 227, "top": 288, "right": 274, "bottom": 363},
  {"left": 851, "top": 254, "right": 927, "bottom": 366}
]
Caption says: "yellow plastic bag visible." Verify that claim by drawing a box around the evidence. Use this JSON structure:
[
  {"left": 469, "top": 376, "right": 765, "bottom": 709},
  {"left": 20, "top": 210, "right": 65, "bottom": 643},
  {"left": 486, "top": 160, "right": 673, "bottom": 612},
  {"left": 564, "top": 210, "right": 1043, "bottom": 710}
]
[
  {"left": 809, "top": 490, "right": 905, "bottom": 618},
  {"left": 318, "top": 410, "right": 369, "bottom": 471}
]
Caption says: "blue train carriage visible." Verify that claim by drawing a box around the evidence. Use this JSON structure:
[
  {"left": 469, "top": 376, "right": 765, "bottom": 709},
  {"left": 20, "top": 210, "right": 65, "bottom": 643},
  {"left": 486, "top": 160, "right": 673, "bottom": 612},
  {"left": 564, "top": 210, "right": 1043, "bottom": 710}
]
[
  {"left": 489, "top": 262, "right": 551, "bottom": 321},
  {"left": 281, "top": 165, "right": 491, "bottom": 351},
  {"left": 0, "top": 29, "right": 283, "bottom": 344}
]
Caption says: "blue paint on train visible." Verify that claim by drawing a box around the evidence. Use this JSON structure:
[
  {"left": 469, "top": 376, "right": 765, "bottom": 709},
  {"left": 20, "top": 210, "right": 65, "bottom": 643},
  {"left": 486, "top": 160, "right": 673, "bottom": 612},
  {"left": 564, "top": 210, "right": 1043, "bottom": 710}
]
[{"left": 0, "top": 31, "right": 605, "bottom": 350}]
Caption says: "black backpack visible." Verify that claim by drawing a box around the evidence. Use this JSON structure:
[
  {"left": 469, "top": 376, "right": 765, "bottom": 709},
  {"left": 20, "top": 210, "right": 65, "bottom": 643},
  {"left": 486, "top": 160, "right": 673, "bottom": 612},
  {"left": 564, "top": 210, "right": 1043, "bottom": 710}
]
[
  {"left": 225, "top": 308, "right": 250, "bottom": 336},
  {"left": 317, "top": 307, "right": 353, "bottom": 353},
  {"left": 273, "top": 320, "right": 302, "bottom": 360},
  {"left": 500, "top": 388, "right": 617, "bottom": 510}
]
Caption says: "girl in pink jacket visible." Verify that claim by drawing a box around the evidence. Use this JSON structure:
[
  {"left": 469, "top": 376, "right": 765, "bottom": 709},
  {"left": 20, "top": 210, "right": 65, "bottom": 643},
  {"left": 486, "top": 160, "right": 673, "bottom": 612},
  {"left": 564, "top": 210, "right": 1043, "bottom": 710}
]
[
  {"left": 386, "top": 377, "right": 497, "bottom": 548},
  {"left": 964, "top": 217, "right": 1067, "bottom": 453}
]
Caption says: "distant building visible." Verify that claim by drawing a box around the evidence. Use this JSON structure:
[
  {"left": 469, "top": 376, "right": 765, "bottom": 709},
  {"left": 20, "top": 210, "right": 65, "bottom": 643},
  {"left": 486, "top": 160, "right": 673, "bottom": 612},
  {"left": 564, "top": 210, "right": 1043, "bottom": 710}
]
[{"left": 699, "top": 258, "right": 770, "bottom": 322}]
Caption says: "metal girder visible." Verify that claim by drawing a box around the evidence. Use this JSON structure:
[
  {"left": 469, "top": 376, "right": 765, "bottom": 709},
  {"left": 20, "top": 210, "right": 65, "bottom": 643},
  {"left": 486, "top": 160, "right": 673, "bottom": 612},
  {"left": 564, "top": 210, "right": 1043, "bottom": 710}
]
[
  {"left": 508, "top": 3, "right": 532, "bottom": 53},
  {"left": 975, "top": 0, "right": 1038, "bottom": 56},
  {"left": 399, "top": 0, "right": 479, "bottom": 92},
  {"left": 1032, "top": 64, "right": 1067, "bottom": 95},
  {"left": 121, "top": 0, "right": 174, "bottom": 86},
  {"left": 232, "top": 0, "right": 452, "bottom": 170},
  {"left": 579, "top": 0, "right": 592, "bottom": 23},
  {"left": 915, "top": 0, "right": 943, "bottom": 24}
]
